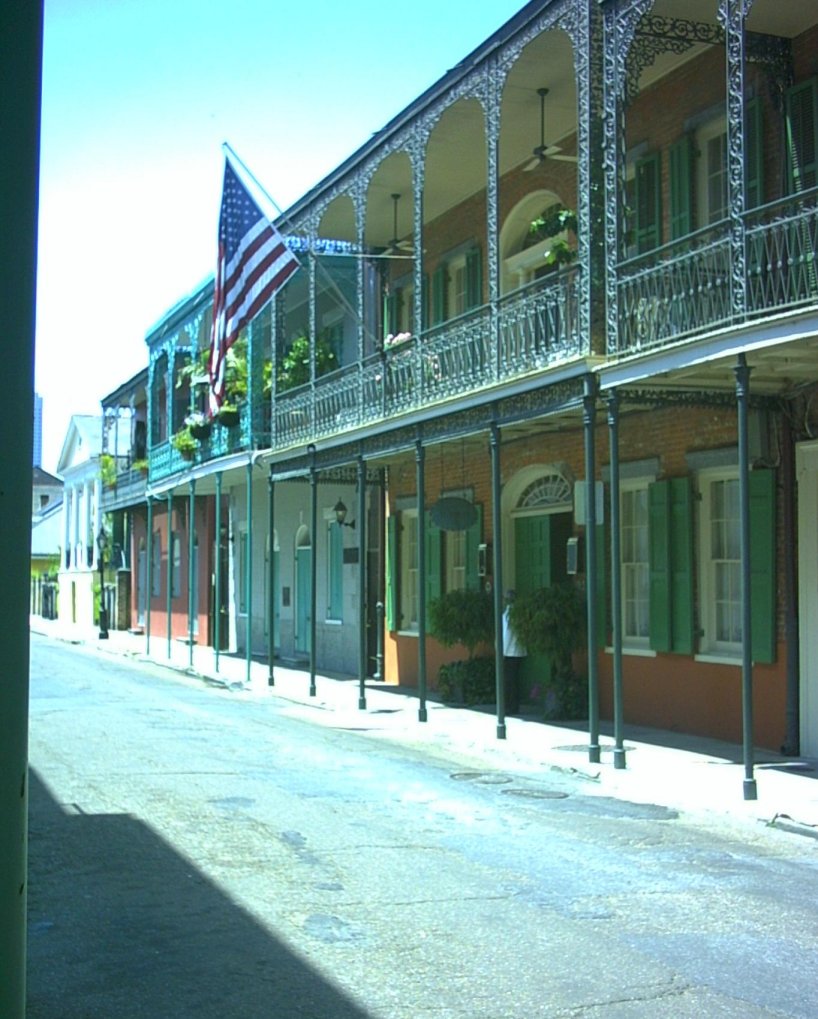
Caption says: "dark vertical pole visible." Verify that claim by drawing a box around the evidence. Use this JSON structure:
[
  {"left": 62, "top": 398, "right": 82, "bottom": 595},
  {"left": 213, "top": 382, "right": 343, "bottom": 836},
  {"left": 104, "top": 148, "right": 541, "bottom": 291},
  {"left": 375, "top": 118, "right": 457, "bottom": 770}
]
[
  {"left": 146, "top": 498, "right": 153, "bottom": 655},
  {"left": 607, "top": 390, "right": 626, "bottom": 768},
  {"left": 583, "top": 375, "right": 600, "bottom": 764},
  {"left": 309, "top": 447, "right": 318, "bottom": 697},
  {"left": 0, "top": 4, "right": 41, "bottom": 1010},
  {"left": 490, "top": 419, "right": 506, "bottom": 739},
  {"left": 166, "top": 490, "right": 173, "bottom": 660},
  {"left": 781, "top": 414, "right": 799, "bottom": 755},
  {"left": 187, "top": 480, "right": 196, "bottom": 669},
  {"left": 416, "top": 437, "right": 428, "bottom": 722},
  {"left": 246, "top": 461, "right": 253, "bottom": 686},
  {"left": 214, "top": 472, "right": 222, "bottom": 672},
  {"left": 735, "top": 354, "right": 757, "bottom": 800},
  {"left": 268, "top": 472, "right": 275, "bottom": 687},
  {"left": 358, "top": 455, "right": 368, "bottom": 709}
]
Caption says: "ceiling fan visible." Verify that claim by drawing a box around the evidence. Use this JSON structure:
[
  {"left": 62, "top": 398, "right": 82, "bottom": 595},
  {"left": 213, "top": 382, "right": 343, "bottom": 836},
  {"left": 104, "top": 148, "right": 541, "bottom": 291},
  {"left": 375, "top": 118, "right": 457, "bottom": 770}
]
[
  {"left": 384, "top": 193, "right": 414, "bottom": 255},
  {"left": 524, "top": 87, "right": 578, "bottom": 171}
]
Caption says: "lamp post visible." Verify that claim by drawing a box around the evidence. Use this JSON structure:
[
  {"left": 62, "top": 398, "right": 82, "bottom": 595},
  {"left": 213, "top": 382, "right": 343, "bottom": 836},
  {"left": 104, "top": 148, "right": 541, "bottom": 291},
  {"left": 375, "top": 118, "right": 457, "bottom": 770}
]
[
  {"left": 96, "top": 524, "right": 109, "bottom": 639},
  {"left": 333, "top": 498, "right": 355, "bottom": 529}
]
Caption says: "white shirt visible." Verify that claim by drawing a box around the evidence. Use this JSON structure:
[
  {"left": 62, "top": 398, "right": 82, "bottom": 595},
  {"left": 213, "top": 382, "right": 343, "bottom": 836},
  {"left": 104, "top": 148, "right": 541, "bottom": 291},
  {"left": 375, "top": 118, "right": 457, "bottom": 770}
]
[{"left": 502, "top": 607, "right": 526, "bottom": 658}]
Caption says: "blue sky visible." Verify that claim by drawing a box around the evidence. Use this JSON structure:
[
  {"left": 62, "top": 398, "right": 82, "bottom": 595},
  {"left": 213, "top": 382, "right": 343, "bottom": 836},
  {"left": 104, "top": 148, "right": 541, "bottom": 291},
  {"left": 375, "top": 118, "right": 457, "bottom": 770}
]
[{"left": 36, "top": 0, "right": 526, "bottom": 471}]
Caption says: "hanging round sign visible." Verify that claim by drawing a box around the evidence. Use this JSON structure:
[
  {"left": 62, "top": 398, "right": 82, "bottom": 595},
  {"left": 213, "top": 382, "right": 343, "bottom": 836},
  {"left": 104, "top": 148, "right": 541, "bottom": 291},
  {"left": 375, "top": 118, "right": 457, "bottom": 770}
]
[{"left": 430, "top": 496, "right": 477, "bottom": 532}]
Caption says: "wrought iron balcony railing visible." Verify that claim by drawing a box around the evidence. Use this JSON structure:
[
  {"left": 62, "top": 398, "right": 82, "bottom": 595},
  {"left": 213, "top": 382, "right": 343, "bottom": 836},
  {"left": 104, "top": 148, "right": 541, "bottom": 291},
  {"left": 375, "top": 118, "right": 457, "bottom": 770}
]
[{"left": 614, "top": 189, "right": 818, "bottom": 356}]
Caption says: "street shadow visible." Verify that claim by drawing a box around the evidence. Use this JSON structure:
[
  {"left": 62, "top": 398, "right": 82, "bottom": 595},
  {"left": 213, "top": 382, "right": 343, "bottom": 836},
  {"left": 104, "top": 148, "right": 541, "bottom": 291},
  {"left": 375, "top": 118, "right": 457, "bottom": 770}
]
[{"left": 27, "top": 768, "right": 373, "bottom": 1019}]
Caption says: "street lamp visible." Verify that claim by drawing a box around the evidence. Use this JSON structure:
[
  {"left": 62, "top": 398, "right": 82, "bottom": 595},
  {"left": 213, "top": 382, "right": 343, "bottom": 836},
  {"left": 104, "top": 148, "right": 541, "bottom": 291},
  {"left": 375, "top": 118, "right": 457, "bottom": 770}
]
[
  {"left": 96, "top": 524, "right": 109, "bottom": 639},
  {"left": 333, "top": 498, "right": 355, "bottom": 529}
]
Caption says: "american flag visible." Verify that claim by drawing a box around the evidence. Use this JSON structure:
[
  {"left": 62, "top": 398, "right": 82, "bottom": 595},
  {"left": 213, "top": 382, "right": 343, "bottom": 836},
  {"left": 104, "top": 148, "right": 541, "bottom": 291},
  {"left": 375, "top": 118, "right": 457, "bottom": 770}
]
[{"left": 209, "top": 157, "right": 299, "bottom": 411}]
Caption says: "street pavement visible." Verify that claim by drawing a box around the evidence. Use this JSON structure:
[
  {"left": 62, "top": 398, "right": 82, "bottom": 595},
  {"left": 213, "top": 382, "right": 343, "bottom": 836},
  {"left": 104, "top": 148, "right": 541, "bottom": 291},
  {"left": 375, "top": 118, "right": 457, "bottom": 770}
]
[{"left": 28, "top": 616, "right": 818, "bottom": 840}]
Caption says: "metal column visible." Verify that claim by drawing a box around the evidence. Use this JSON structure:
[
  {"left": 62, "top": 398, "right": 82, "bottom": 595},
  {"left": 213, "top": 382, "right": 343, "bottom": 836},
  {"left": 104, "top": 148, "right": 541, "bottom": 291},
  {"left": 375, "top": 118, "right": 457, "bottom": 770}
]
[
  {"left": 309, "top": 448, "right": 318, "bottom": 697},
  {"left": 268, "top": 472, "right": 275, "bottom": 687},
  {"left": 214, "top": 472, "right": 222, "bottom": 673},
  {"left": 583, "top": 375, "right": 600, "bottom": 764},
  {"left": 416, "top": 438, "right": 428, "bottom": 723},
  {"left": 166, "top": 490, "right": 173, "bottom": 660},
  {"left": 357, "top": 455, "right": 368, "bottom": 710},
  {"left": 187, "top": 479, "right": 196, "bottom": 669},
  {"left": 735, "top": 354, "right": 757, "bottom": 800},
  {"left": 146, "top": 497, "right": 153, "bottom": 656},
  {"left": 246, "top": 461, "right": 253, "bottom": 687},
  {"left": 490, "top": 419, "right": 506, "bottom": 739},
  {"left": 607, "top": 390, "right": 626, "bottom": 769}
]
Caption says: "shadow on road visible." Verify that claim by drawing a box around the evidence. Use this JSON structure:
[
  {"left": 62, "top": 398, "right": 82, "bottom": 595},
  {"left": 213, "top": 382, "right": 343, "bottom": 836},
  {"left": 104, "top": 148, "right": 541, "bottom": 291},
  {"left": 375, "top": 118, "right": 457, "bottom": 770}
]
[{"left": 27, "top": 768, "right": 372, "bottom": 1018}]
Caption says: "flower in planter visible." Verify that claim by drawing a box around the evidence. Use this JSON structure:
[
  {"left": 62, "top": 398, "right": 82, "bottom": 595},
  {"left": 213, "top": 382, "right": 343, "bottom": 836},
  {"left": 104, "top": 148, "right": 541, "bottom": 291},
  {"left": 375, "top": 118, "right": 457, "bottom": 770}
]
[
  {"left": 171, "top": 427, "right": 198, "bottom": 460},
  {"left": 216, "top": 403, "right": 241, "bottom": 427},
  {"left": 384, "top": 331, "right": 412, "bottom": 350},
  {"left": 185, "top": 411, "right": 212, "bottom": 440}
]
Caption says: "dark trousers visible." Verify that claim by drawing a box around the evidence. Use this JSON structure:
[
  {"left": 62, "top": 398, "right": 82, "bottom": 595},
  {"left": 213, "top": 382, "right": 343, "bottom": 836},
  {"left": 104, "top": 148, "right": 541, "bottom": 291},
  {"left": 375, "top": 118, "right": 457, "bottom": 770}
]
[{"left": 504, "top": 656, "right": 522, "bottom": 715}]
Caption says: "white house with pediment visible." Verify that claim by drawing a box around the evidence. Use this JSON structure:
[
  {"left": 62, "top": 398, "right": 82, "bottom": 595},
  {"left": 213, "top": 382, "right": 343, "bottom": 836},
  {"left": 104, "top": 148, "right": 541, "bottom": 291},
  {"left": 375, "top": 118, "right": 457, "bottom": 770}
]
[{"left": 56, "top": 415, "right": 102, "bottom": 627}]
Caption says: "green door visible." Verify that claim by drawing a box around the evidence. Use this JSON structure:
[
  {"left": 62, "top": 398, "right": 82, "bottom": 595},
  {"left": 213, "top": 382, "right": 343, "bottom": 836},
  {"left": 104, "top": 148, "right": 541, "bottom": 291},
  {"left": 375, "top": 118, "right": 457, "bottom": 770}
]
[
  {"left": 514, "top": 513, "right": 571, "bottom": 703},
  {"left": 295, "top": 546, "right": 311, "bottom": 655}
]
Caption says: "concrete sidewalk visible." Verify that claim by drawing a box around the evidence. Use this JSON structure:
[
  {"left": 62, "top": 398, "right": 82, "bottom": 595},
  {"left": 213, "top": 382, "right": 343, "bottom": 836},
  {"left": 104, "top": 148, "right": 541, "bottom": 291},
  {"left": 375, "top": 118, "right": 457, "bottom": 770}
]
[{"left": 29, "top": 616, "right": 818, "bottom": 839}]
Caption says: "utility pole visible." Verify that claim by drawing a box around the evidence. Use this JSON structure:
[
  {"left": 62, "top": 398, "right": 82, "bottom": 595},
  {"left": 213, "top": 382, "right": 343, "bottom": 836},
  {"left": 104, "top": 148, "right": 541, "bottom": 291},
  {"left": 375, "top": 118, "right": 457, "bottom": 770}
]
[{"left": 0, "top": 2, "right": 43, "bottom": 1016}]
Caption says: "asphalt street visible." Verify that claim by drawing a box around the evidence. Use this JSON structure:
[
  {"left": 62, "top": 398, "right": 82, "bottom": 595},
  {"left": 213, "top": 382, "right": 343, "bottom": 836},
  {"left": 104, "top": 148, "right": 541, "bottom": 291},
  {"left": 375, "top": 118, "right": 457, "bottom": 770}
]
[{"left": 26, "top": 634, "right": 818, "bottom": 1018}]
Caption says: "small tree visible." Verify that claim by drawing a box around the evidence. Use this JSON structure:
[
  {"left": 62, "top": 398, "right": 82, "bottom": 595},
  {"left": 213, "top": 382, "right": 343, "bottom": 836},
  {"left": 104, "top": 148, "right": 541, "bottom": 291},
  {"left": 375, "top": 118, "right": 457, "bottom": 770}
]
[
  {"left": 508, "top": 582, "right": 586, "bottom": 718},
  {"left": 428, "top": 589, "right": 495, "bottom": 705}
]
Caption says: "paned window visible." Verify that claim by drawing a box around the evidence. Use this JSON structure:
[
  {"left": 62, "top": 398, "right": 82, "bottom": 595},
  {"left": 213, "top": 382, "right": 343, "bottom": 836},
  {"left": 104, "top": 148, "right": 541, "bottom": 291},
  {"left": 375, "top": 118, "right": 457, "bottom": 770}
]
[{"left": 621, "top": 484, "right": 650, "bottom": 645}]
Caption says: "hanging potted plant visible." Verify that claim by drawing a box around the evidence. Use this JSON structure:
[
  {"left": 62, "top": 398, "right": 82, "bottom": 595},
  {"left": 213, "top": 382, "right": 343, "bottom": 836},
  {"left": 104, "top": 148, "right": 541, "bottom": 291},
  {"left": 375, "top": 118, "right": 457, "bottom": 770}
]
[
  {"left": 185, "top": 410, "right": 212, "bottom": 441},
  {"left": 171, "top": 426, "right": 198, "bottom": 461}
]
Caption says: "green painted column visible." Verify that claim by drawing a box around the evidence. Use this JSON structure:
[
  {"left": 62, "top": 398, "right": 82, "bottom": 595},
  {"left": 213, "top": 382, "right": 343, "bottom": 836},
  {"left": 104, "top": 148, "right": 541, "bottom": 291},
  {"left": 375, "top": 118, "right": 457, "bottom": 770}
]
[
  {"left": 145, "top": 497, "right": 153, "bottom": 656},
  {"left": 0, "top": 2, "right": 42, "bottom": 1013},
  {"left": 268, "top": 472, "right": 275, "bottom": 687},
  {"left": 416, "top": 437, "right": 428, "bottom": 723},
  {"left": 583, "top": 375, "right": 600, "bottom": 764},
  {"left": 214, "top": 472, "right": 222, "bottom": 672},
  {"left": 166, "top": 490, "right": 173, "bottom": 659},
  {"left": 607, "top": 390, "right": 626, "bottom": 769},
  {"left": 309, "top": 446, "right": 318, "bottom": 697},
  {"left": 357, "top": 455, "right": 367, "bottom": 711},
  {"left": 490, "top": 419, "right": 506, "bottom": 740},
  {"left": 188, "top": 480, "right": 196, "bottom": 669},
  {"left": 735, "top": 354, "right": 757, "bottom": 801},
  {"left": 246, "top": 461, "right": 253, "bottom": 686}
]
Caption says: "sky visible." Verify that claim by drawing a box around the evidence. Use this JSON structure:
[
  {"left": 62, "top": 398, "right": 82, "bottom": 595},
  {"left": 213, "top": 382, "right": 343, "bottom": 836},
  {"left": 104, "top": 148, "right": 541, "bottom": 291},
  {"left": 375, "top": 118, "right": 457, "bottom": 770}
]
[{"left": 36, "top": 0, "right": 528, "bottom": 473}]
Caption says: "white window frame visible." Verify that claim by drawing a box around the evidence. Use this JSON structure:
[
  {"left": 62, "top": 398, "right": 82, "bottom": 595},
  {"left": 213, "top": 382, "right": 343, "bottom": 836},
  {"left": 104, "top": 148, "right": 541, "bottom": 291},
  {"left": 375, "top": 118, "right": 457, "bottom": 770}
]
[
  {"left": 237, "top": 528, "right": 248, "bottom": 616},
  {"left": 620, "top": 479, "right": 651, "bottom": 649},
  {"left": 697, "top": 468, "right": 742, "bottom": 659},
  {"left": 696, "top": 116, "right": 728, "bottom": 227},
  {"left": 399, "top": 509, "right": 419, "bottom": 633},
  {"left": 447, "top": 253, "right": 468, "bottom": 318},
  {"left": 444, "top": 528, "right": 467, "bottom": 593}
]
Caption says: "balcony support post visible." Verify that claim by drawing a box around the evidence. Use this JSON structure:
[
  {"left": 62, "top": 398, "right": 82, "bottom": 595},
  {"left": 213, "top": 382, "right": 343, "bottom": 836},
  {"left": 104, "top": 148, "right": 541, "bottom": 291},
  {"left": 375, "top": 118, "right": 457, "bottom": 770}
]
[
  {"left": 268, "top": 472, "right": 275, "bottom": 687},
  {"left": 166, "top": 489, "right": 173, "bottom": 661},
  {"left": 490, "top": 417, "right": 506, "bottom": 740},
  {"left": 357, "top": 453, "right": 367, "bottom": 710},
  {"left": 145, "top": 496, "right": 153, "bottom": 656},
  {"left": 718, "top": 0, "right": 748, "bottom": 317},
  {"left": 188, "top": 479, "right": 195, "bottom": 669},
  {"left": 607, "top": 389, "right": 626, "bottom": 769},
  {"left": 309, "top": 445, "right": 318, "bottom": 697},
  {"left": 214, "top": 471, "right": 223, "bottom": 673},
  {"left": 245, "top": 460, "right": 253, "bottom": 687},
  {"left": 416, "top": 436, "right": 428, "bottom": 723},
  {"left": 735, "top": 353, "right": 757, "bottom": 800},
  {"left": 583, "top": 374, "right": 601, "bottom": 764}
]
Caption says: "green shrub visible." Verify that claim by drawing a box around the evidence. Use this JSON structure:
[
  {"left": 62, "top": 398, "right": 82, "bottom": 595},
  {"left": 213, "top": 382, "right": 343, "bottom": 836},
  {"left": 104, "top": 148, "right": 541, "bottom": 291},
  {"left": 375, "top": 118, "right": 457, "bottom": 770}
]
[
  {"left": 438, "top": 655, "right": 496, "bottom": 706},
  {"left": 428, "top": 588, "right": 494, "bottom": 657}
]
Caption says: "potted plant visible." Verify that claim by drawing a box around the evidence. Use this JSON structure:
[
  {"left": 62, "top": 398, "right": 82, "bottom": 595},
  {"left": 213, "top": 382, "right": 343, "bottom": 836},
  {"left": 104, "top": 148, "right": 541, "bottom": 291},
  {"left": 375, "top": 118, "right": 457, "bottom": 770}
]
[
  {"left": 428, "top": 588, "right": 495, "bottom": 705},
  {"left": 507, "top": 581, "right": 586, "bottom": 719},
  {"left": 99, "top": 453, "right": 116, "bottom": 489},
  {"left": 185, "top": 410, "right": 212, "bottom": 440},
  {"left": 216, "top": 403, "right": 241, "bottom": 428},
  {"left": 132, "top": 458, "right": 149, "bottom": 476},
  {"left": 277, "top": 334, "right": 338, "bottom": 392},
  {"left": 527, "top": 204, "right": 578, "bottom": 268},
  {"left": 171, "top": 426, "right": 198, "bottom": 461}
]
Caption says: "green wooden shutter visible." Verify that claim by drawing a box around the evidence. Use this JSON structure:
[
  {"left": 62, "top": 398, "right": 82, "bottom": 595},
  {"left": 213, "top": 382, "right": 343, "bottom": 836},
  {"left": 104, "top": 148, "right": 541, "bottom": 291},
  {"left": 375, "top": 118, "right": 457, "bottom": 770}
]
[
  {"left": 786, "top": 78, "right": 818, "bottom": 194},
  {"left": 669, "top": 477, "right": 694, "bottom": 654},
  {"left": 424, "top": 511, "right": 441, "bottom": 627},
  {"left": 421, "top": 273, "right": 429, "bottom": 330},
  {"left": 328, "top": 522, "right": 343, "bottom": 621},
  {"left": 386, "top": 289, "right": 402, "bottom": 336},
  {"left": 465, "top": 247, "right": 482, "bottom": 310},
  {"left": 669, "top": 136, "right": 693, "bottom": 239},
  {"left": 635, "top": 152, "right": 662, "bottom": 253},
  {"left": 749, "top": 468, "right": 776, "bottom": 664},
  {"left": 648, "top": 480, "right": 672, "bottom": 652},
  {"left": 745, "top": 97, "right": 764, "bottom": 209},
  {"left": 431, "top": 265, "right": 448, "bottom": 324},
  {"left": 465, "top": 504, "right": 484, "bottom": 591},
  {"left": 385, "top": 515, "right": 398, "bottom": 631}
]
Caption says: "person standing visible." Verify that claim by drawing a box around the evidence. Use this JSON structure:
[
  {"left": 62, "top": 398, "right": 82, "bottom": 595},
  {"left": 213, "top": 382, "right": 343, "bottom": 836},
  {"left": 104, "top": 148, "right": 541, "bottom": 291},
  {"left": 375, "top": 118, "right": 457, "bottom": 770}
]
[{"left": 502, "top": 590, "right": 526, "bottom": 715}]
